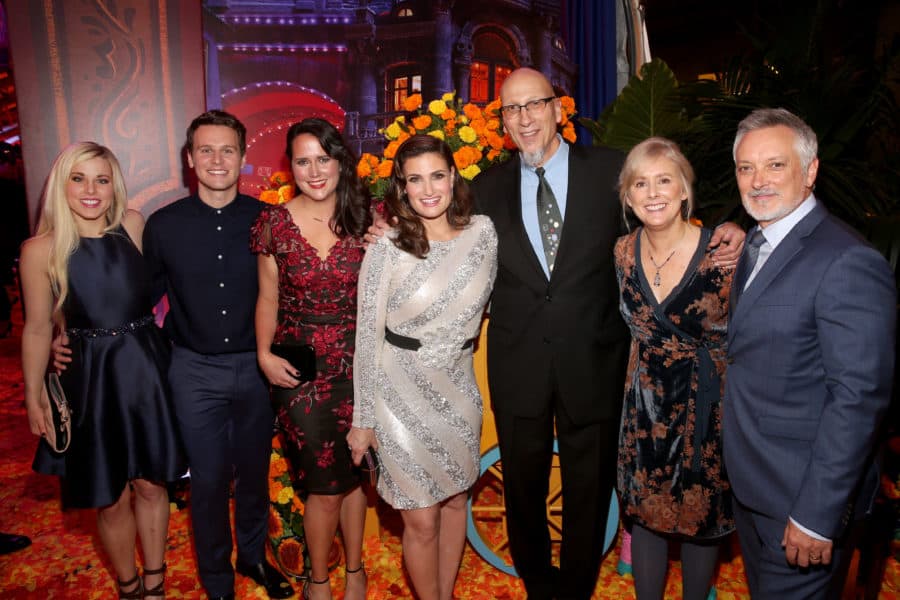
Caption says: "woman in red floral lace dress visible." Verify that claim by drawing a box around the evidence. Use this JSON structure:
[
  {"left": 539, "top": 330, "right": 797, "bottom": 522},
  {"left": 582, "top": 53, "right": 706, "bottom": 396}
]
[
  {"left": 614, "top": 138, "right": 735, "bottom": 600},
  {"left": 252, "top": 118, "right": 371, "bottom": 600}
]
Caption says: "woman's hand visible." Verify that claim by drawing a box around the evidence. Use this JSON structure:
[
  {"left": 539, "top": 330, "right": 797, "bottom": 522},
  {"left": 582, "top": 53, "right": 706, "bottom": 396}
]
[
  {"left": 25, "top": 386, "right": 52, "bottom": 438},
  {"left": 347, "top": 427, "right": 378, "bottom": 466},
  {"left": 258, "top": 351, "right": 301, "bottom": 389}
]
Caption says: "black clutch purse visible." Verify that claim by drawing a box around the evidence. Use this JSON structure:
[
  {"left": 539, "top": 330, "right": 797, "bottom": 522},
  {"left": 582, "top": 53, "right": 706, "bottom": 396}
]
[
  {"left": 271, "top": 343, "right": 317, "bottom": 383},
  {"left": 44, "top": 372, "right": 72, "bottom": 453},
  {"left": 360, "top": 447, "right": 380, "bottom": 486}
]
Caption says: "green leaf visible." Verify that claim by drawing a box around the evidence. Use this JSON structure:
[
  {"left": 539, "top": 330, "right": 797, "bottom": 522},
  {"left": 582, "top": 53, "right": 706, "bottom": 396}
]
[{"left": 600, "top": 58, "right": 688, "bottom": 151}]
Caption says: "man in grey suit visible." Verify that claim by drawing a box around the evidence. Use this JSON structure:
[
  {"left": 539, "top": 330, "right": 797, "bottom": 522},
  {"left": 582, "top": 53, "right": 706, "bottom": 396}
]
[{"left": 723, "top": 107, "right": 896, "bottom": 598}]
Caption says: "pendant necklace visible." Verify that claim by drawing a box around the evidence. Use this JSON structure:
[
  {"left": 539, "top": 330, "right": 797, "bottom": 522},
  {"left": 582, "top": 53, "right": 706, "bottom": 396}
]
[
  {"left": 649, "top": 250, "right": 676, "bottom": 286},
  {"left": 646, "top": 228, "right": 684, "bottom": 287}
]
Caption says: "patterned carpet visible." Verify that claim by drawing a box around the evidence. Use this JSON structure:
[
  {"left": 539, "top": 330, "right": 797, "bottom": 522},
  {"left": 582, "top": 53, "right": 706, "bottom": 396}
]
[{"left": 0, "top": 295, "right": 897, "bottom": 599}]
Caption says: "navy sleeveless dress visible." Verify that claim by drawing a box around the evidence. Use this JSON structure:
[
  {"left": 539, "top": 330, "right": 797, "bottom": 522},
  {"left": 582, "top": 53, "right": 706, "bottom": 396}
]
[{"left": 33, "top": 228, "right": 186, "bottom": 509}]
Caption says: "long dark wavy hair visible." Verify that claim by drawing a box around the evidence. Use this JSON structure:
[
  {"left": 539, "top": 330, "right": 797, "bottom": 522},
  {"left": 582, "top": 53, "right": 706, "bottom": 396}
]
[
  {"left": 386, "top": 135, "right": 473, "bottom": 258},
  {"left": 284, "top": 118, "right": 371, "bottom": 238}
]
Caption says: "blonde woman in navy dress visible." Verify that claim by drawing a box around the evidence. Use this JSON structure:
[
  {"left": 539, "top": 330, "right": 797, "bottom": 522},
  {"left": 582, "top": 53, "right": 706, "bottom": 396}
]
[{"left": 20, "top": 142, "right": 185, "bottom": 598}]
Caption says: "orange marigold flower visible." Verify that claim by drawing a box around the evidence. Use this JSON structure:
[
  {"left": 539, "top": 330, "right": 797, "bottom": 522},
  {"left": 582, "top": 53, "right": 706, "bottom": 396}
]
[
  {"left": 376, "top": 159, "right": 394, "bottom": 178},
  {"left": 485, "top": 118, "right": 501, "bottom": 131},
  {"left": 397, "top": 130, "right": 411, "bottom": 144},
  {"left": 268, "top": 511, "right": 285, "bottom": 539},
  {"left": 259, "top": 189, "right": 279, "bottom": 205},
  {"left": 562, "top": 123, "right": 577, "bottom": 143},
  {"left": 441, "top": 108, "right": 456, "bottom": 120},
  {"left": 278, "top": 537, "right": 306, "bottom": 577},
  {"left": 560, "top": 95, "right": 576, "bottom": 114},
  {"left": 503, "top": 133, "right": 518, "bottom": 150},
  {"left": 463, "top": 103, "right": 482, "bottom": 121},
  {"left": 485, "top": 98, "right": 502, "bottom": 115},
  {"left": 269, "top": 170, "right": 291, "bottom": 187},
  {"left": 269, "top": 480, "right": 283, "bottom": 502},
  {"left": 403, "top": 94, "right": 423, "bottom": 112},
  {"left": 487, "top": 148, "right": 501, "bottom": 161},
  {"left": 384, "top": 140, "right": 401, "bottom": 160},
  {"left": 453, "top": 147, "right": 479, "bottom": 170},
  {"left": 357, "top": 159, "right": 372, "bottom": 179},
  {"left": 412, "top": 115, "right": 432, "bottom": 130},
  {"left": 486, "top": 131, "right": 505, "bottom": 150}
]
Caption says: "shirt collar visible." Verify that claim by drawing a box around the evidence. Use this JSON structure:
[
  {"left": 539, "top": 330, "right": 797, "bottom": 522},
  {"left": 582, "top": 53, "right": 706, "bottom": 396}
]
[{"left": 757, "top": 193, "right": 817, "bottom": 249}]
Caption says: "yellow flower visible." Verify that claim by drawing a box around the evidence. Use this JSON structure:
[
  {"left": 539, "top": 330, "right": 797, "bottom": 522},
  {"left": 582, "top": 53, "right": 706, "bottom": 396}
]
[
  {"left": 277, "top": 184, "right": 293, "bottom": 204},
  {"left": 385, "top": 121, "right": 403, "bottom": 140},
  {"left": 277, "top": 486, "right": 294, "bottom": 505},
  {"left": 428, "top": 99, "right": 448, "bottom": 115},
  {"left": 427, "top": 130, "right": 445, "bottom": 140},
  {"left": 441, "top": 91, "right": 455, "bottom": 102},
  {"left": 459, "top": 164, "right": 481, "bottom": 180},
  {"left": 458, "top": 125, "right": 477, "bottom": 144},
  {"left": 403, "top": 94, "right": 423, "bottom": 112}
]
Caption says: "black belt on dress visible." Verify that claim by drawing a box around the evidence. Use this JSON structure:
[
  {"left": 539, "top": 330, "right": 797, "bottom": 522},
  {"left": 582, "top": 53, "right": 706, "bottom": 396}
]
[
  {"left": 384, "top": 327, "right": 477, "bottom": 351},
  {"left": 66, "top": 315, "right": 155, "bottom": 339}
]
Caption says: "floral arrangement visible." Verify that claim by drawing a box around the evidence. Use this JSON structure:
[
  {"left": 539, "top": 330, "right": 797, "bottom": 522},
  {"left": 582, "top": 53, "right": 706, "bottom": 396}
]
[
  {"left": 268, "top": 435, "right": 308, "bottom": 578},
  {"left": 259, "top": 170, "right": 294, "bottom": 205},
  {"left": 357, "top": 92, "right": 577, "bottom": 199}
]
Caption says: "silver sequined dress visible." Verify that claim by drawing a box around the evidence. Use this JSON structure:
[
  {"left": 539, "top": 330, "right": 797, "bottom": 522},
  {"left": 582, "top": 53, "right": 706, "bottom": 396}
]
[{"left": 353, "top": 215, "right": 497, "bottom": 509}]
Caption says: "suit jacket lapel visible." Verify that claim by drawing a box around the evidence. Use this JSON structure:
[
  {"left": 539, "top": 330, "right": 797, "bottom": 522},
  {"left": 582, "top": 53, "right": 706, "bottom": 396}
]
[{"left": 729, "top": 204, "right": 828, "bottom": 338}]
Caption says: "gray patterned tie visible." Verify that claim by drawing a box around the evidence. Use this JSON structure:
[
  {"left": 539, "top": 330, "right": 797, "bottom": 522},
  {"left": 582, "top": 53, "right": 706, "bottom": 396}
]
[
  {"left": 535, "top": 166, "right": 563, "bottom": 272},
  {"left": 740, "top": 229, "right": 767, "bottom": 291}
]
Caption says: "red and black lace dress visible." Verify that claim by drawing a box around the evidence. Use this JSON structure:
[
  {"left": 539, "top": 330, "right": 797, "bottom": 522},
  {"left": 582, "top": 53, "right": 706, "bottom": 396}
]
[
  {"left": 615, "top": 227, "right": 735, "bottom": 539},
  {"left": 251, "top": 204, "right": 365, "bottom": 495}
]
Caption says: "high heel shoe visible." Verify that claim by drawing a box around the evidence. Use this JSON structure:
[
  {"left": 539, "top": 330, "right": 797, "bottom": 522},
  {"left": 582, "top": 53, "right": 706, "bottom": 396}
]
[
  {"left": 117, "top": 572, "right": 143, "bottom": 599},
  {"left": 344, "top": 564, "right": 367, "bottom": 600},
  {"left": 143, "top": 562, "right": 166, "bottom": 598},
  {"left": 302, "top": 575, "right": 329, "bottom": 599}
]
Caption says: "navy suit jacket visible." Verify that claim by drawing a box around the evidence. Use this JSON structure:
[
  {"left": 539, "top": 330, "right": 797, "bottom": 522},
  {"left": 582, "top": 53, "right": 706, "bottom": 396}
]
[{"left": 723, "top": 202, "right": 896, "bottom": 539}]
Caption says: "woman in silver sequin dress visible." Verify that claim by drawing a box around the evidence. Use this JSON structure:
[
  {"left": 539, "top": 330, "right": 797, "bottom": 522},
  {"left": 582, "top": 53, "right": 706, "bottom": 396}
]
[{"left": 348, "top": 135, "right": 497, "bottom": 600}]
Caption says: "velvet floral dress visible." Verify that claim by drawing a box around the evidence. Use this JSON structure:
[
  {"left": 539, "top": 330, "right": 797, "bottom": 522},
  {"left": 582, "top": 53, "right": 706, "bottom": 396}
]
[
  {"left": 251, "top": 204, "right": 365, "bottom": 495},
  {"left": 615, "top": 227, "right": 735, "bottom": 539}
]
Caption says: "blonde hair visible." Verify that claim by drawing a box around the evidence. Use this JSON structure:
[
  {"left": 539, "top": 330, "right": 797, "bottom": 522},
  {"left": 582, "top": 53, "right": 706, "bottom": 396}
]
[
  {"left": 617, "top": 137, "right": 695, "bottom": 221},
  {"left": 35, "top": 142, "right": 128, "bottom": 322}
]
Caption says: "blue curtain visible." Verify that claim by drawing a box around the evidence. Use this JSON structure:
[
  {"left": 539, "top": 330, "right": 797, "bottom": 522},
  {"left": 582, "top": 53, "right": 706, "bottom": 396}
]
[{"left": 562, "top": 0, "right": 618, "bottom": 144}]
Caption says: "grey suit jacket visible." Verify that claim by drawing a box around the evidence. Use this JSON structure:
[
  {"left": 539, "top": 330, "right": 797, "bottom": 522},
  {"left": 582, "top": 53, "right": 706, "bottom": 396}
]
[{"left": 723, "top": 202, "right": 896, "bottom": 538}]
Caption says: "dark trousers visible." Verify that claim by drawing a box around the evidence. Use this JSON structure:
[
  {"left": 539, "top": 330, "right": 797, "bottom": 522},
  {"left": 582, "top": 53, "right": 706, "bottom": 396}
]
[
  {"left": 169, "top": 346, "right": 274, "bottom": 597},
  {"left": 494, "top": 391, "right": 620, "bottom": 600},
  {"left": 733, "top": 499, "right": 857, "bottom": 599}
]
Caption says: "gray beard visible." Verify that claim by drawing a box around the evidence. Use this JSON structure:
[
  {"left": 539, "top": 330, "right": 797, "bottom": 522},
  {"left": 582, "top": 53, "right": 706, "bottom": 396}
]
[{"left": 521, "top": 148, "right": 545, "bottom": 167}]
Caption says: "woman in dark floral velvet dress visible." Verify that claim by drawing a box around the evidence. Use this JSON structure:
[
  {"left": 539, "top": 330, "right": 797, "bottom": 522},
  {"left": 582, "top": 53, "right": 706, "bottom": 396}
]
[
  {"left": 252, "top": 118, "right": 371, "bottom": 600},
  {"left": 614, "top": 138, "right": 734, "bottom": 600}
]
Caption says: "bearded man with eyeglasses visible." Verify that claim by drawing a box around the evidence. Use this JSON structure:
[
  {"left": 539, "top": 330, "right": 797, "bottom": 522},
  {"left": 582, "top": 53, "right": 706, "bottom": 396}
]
[{"left": 469, "top": 67, "right": 746, "bottom": 599}]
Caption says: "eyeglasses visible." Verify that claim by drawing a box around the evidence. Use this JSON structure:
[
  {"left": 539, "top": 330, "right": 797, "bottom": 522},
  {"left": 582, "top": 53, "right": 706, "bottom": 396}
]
[{"left": 499, "top": 97, "right": 556, "bottom": 118}]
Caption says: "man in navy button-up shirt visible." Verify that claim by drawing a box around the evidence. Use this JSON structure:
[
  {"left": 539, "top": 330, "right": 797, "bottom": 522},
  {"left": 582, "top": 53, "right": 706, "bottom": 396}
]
[{"left": 141, "top": 111, "right": 291, "bottom": 599}]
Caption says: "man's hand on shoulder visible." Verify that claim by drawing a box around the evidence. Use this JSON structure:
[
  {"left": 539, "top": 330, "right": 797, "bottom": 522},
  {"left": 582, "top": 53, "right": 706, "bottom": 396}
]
[
  {"left": 364, "top": 211, "right": 394, "bottom": 247},
  {"left": 50, "top": 332, "right": 72, "bottom": 373},
  {"left": 708, "top": 222, "right": 746, "bottom": 267}
]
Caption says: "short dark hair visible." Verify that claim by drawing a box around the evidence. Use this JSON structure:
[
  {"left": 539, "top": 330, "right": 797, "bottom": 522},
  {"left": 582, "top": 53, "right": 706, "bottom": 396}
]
[
  {"left": 186, "top": 110, "right": 247, "bottom": 155},
  {"left": 386, "top": 134, "right": 473, "bottom": 258},
  {"left": 285, "top": 118, "right": 371, "bottom": 238}
]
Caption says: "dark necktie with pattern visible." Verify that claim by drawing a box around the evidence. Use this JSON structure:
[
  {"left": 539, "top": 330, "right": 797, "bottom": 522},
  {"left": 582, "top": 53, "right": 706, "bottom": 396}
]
[
  {"left": 738, "top": 228, "right": 767, "bottom": 292},
  {"left": 535, "top": 166, "right": 563, "bottom": 273}
]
